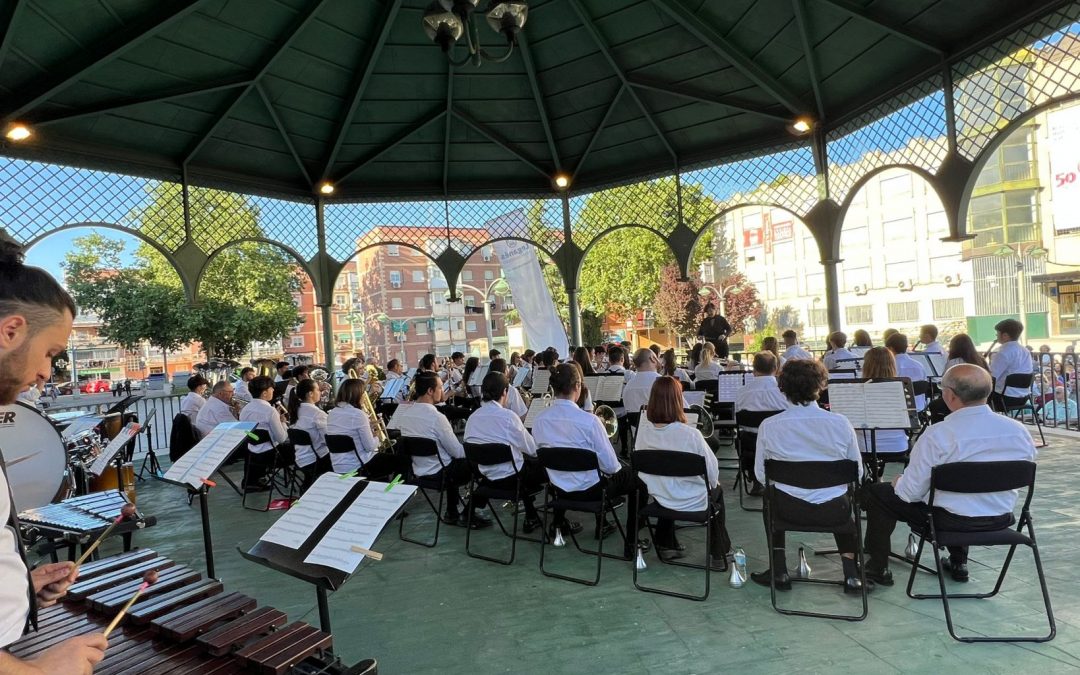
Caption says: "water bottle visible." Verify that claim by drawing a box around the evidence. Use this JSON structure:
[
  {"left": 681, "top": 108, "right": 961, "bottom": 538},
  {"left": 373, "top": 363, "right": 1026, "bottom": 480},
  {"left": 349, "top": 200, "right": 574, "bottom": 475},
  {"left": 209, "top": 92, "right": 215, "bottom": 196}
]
[{"left": 730, "top": 547, "right": 747, "bottom": 588}]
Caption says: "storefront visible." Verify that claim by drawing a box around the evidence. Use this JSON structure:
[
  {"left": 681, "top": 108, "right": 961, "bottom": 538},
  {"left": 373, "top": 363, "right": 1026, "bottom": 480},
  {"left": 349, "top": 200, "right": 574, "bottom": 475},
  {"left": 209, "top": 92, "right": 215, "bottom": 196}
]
[{"left": 1031, "top": 270, "right": 1080, "bottom": 337}]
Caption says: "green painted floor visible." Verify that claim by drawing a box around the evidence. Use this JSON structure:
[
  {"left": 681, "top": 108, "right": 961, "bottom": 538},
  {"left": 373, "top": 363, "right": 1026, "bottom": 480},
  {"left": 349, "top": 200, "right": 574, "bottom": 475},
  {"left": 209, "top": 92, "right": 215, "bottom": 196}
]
[{"left": 44, "top": 427, "right": 1080, "bottom": 674}]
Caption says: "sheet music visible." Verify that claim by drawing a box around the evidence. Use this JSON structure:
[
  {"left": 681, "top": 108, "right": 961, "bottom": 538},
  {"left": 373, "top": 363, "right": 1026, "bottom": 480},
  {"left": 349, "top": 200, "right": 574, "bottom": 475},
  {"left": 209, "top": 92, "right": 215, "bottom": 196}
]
[
  {"left": 828, "top": 381, "right": 911, "bottom": 429},
  {"left": 910, "top": 352, "right": 947, "bottom": 378},
  {"left": 530, "top": 369, "right": 550, "bottom": 394},
  {"left": 405, "top": 368, "right": 417, "bottom": 383},
  {"left": 468, "top": 365, "right": 490, "bottom": 388},
  {"left": 582, "top": 376, "right": 600, "bottom": 397},
  {"left": 304, "top": 481, "right": 417, "bottom": 573},
  {"left": 828, "top": 370, "right": 857, "bottom": 380},
  {"left": 61, "top": 416, "right": 103, "bottom": 440},
  {"left": 683, "top": 391, "right": 707, "bottom": 408},
  {"left": 380, "top": 378, "right": 405, "bottom": 400},
  {"left": 836, "top": 357, "right": 863, "bottom": 374},
  {"left": 89, "top": 422, "right": 140, "bottom": 477},
  {"left": 716, "top": 374, "right": 746, "bottom": 403},
  {"left": 523, "top": 398, "right": 551, "bottom": 430},
  {"left": 595, "top": 376, "right": 625, "bottom": 402},
  {"left": 685, "top": 412, "right": 698, "bottom": 427},
  {"left": 259, "top": 473, "right": 359, "bottom": 549},
  {"left": 164, "top": 421, "right": 256, "bottom": 488},
  {"left": 511, "top": 367, "right": 530, "bottom": 388}
]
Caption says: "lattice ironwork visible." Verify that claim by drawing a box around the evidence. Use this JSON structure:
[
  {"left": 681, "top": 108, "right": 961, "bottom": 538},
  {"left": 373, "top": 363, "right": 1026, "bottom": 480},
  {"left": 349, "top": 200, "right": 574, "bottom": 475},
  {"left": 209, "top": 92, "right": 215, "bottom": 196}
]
[
  {"left": 446, "top": 198, "right": 563, "bottom": 260},
  {"left": 826, "top": 75, "right": 949, "bottom": 205},
  {"left": 568, "top": 176, "right": 689, "bottom": 249},
  {"left": 953, "top": 8, "right": 1080, "bottom": 161},
  {"left": 682, "top": 143, "right": 818, "bottom": 233},
  {"left": 0, "top": 157, "right": 181, "bottom": 250},
  {"left": 324, "top": 200, "right": 451, "bottom": 263},
  {"left": 246, "top": 196, "right": 318, "bottom": 261}
]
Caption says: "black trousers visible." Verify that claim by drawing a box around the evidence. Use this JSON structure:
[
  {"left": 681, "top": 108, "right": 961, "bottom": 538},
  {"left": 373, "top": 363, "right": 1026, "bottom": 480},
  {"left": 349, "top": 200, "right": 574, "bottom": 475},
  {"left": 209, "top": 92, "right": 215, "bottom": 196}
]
[
  {"left": 244, "top": 448, "right": 276, "bottom": 489},
  {"left": 863, "top": 482, "right": 1015, "bottom": 570},
  {"left": 764, "top": 489, "right": 858, "bottom": 566},
  {"left": 423, "top": 458, "right": 485, "bottom": 516},
  {"left": 480, "top": 461, "right": 547, "bottom": 521},
  {"left": 553, "top": 465, "right": 644, "bottom": 557},
  {"left": 709, "top": 338, "right": 730, "bottom": 360},
  {"left": 297, "top": 454, "right": 334, "bottom": 493},
  {"left": 360, "top": 451, "right": 409, "bottom": 480},
  {"left": 652, "top": 487, "right": 731, "bottom": 557}
]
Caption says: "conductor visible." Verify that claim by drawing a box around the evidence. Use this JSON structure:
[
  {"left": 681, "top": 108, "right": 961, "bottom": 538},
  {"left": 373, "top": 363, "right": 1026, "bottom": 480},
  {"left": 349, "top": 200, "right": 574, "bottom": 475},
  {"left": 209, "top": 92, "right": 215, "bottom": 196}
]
[{"left": 697, "top": 303, "right": 732, "bottom": 359}]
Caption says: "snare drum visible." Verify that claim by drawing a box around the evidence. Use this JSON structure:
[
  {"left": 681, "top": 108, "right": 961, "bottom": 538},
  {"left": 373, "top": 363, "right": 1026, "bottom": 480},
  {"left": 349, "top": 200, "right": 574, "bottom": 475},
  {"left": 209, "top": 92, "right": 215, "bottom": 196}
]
[{"left": 0, "top": 401, "right": 69, "bottom": 512}]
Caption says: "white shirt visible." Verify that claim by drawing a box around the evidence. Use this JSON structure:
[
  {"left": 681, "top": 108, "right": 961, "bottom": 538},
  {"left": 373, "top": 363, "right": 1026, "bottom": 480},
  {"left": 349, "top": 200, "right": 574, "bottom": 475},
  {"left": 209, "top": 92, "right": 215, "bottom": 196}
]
[
  {"left": 755, "top": 402, "right": 864, "bottom": 503},
  {"left": 0, "top": 461, "right": 28, "bottom": 647},
  {"left": 693, "top": 362, "right": 722, "bottom": 381},
  {"left": 464, "top": 401, "right": 537, "bottom": 481},
  {"left": 783, "top": 344, "right": 814, "bottom": 361},
  {"left": 325, "top": 403, "right": 379, "bottom": 472},
  {"left": 922, "top": 341, "right": 944, "bottom": 355},
  {"left": 293, "top": 402, "right": 329, "bottom": 467},
  {"left": 895, "top": 352, "right": 929, "bottom": 410},
  {"left": 895, "top": 405, "right": 1036, "bottom": 516},
  {"left": 533, "top": 399, "right": 621, "bottom": 492},
  {"left": 667, "top": 367, "right": 692, "bottom": 385},
  {"left": 990, "top": 341, "right": 1034, "bottom": 398},
  {"left": 386, "top": 402, "right": 463, "bottom": 476},
  {"left": 180, "top": 392, "right": 205, "bottom": 427},
  {"left": 606, "top": 365, "right": 634, "bottom": 384},
  {"left": 622, "top": 371, "right": 687, "bottom": 416},
  {"left": 734, "top": 375, "right": 790, "bottom": 412},
  {"left": 233, "top": 380, "right": 253, "bottom": 403},
  {"left": 634, "top": 421, "right": 718, "bottom": 512},
  {"left": 822, "top": 347, "right": 858, "bottom": 371},
  {"left": 239, "top": 398, "right": 288, "bottom": 454},
  {"left": 194, "top": 396, "right": 236, "bottom": 438},
  {"left": 504, "top": 384, "right": 527, "bottom": 418}
]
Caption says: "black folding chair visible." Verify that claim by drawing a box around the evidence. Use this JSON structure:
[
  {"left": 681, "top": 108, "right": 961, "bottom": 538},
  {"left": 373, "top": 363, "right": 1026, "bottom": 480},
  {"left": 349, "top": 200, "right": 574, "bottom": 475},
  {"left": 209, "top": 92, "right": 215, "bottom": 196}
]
[
  {"left": 241, "top": 429, "right": 290, "bottom": 512},
  {"left": 396, "top": 436, "right": 451, "bottom": 548},
  {"left": 905, "top": 460, "right": 1055, "bottom": 643},
  {"left": 912, "top": 380, "right": 932, "bottom": 438},
  {"left": 326, "top": 434, "right": 395, "bottom": 479},
  {"left": 763, "top": 459, "right": 867, "bottom": 621},
  {"left": 288, "top": 428, "right": 328, "bottom": 492},
  {"left": 695, "top": 376, "right": 739, "bottom": 468},
  {"left": 631, "top": 450, "right": 723, "bottom": 601},
  {"left": 536, "top": 447, "right": 629, "bottom": 586},
  {"left": 994, "top": 373, "right": 1046, "bottom": 447},
  {"left": 733, "top": 409, "right": 784, "bottom": 512},
  {"left": 463, "top": 442, "right": 545, "bottom": 565}
]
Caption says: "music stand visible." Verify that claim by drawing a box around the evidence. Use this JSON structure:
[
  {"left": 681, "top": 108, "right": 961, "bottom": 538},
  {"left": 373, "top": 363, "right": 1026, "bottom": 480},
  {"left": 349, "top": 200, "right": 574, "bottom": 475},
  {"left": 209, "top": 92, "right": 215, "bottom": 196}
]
[
  {"left": 136, "top": 407, "right": 163, "bottom": 480},
  {"left": 89, "top": 421, "right": 140, "bottom": 502},
  {"left": 379, "top": 378, "right": 405, "bottom": 401}
]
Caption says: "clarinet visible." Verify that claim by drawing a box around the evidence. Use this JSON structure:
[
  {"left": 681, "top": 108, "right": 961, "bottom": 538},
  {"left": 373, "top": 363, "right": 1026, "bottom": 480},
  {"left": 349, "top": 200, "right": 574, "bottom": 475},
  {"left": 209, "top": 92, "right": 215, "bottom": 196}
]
[{"left": 983, "top": 339, "right": 998, "bottom": 360}]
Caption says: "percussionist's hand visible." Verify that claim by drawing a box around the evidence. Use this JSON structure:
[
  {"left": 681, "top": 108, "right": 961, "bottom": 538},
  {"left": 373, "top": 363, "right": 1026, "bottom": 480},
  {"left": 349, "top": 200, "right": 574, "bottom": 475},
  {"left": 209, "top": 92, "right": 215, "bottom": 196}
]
[
  {"left": 31, "top": 561, "right": 78, "bottom": 607},
  {"left": 26, "top": 633, "right": 107, "bottom": 674}
]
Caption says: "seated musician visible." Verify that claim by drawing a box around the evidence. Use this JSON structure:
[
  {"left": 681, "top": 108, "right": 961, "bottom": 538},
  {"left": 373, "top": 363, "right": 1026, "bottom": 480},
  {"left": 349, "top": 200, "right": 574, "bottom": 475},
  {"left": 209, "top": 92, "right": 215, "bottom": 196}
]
[
  {"left": 862, "top": 364, "right": 1037, "bottom": 585},
  {"left": 488, "top": 358, "right": 526, "bottom": 418},
  {"left": 386, "top": 372, "right": 491, "bottom": 528},
  {"left": 442, "top": 351, "right": 466, "bottom": 390},
  {"left": 781, "top": 330, "right": 813, "bottom": 361},
  {"left": 850, "top": 329, "right": 873, "bottom": 355},
  {"left": 234, "top": 366, "right": 255, "bottom": 403},
  {"left": 179, "top": 374, "right": 209, "bottom": 426},
  {"left": 751, "top": 360, "right": 868, "bottom": 593},
  {"left": 734, "top": 352, "right": 790, "bottom": 496},
  {"left": 274, "top": 360, "right": 290, "bottom": 383},
  {"left": 605, "top": 346, "right": 633, "bottom": 383},
  {"left": 634, "top": 376, "right": 731, "bottom": 567},
  {"left": 0, "top": 240, "right": 109, "bottom": 672},
  {"left": 821, "top": 331, "right": 857, "bottom": 371},
  {"left": 624, "top": 348, "right": 687, "bottom": 415},
  {"left": 572, "top": 346, "right": 596, "bottom": 377},
  {"left": 238, "top": 375, "right": 288, "bottom": 491},
  {"left": 661, "top": 348, "right": 692, "bottom": 386},
  {"left": 988, "top": 319, "right": 1034, "bottom": 412},
  {"left": 532, "top": 363, "right": 645, "bottom": 554},
  {"left": 459, "top": 356, "right": 481, "bottom": 402},
  {"left": 463, "top": 372, "right": 546, "bottom": 532},
  {"left": 418, "top": 353, "right": 437, "bottom": 373},
  {"left": 761, "top": 336, "right": 786, "bottom": 370},
  {"left": 918, "top": 324, "right": 943, "bottom": 354},
  {"left": 290, "top": 379, "right": 331, "bottom": 489},
  {"left": 326, "top": 379, "right": 406, "bottom": 477},
  {"left": 886, "top": 333, "right": 928, "bottom": 410},
  {"left": 284, "top": 364, "right": 310, "bottom": 411},
  {"left": 693, "top": 342, "right": 722, "bottom": 381},
  {"left": 194, "top": 379, "right": 237, "bottom": 438},
  {"left": 385, "top": 359, "right": 404, "bottom": 380},
  {"left": 856, "top": 348, "right": 910, "bottom": 456}
]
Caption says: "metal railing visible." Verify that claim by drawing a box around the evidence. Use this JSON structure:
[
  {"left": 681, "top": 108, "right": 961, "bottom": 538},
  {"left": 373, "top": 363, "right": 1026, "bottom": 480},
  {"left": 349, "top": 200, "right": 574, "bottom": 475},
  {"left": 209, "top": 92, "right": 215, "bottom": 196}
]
[
  {"left": 42, "top": 393, "right": 183, "bottom": 457},
  {"left": 1030, "top": 351, "right": 1079, "bottom": 431}
]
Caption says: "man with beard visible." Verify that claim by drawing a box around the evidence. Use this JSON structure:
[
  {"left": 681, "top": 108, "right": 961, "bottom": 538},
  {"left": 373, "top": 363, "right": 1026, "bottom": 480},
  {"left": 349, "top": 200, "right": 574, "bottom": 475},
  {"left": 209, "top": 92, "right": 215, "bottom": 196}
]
[{"left": 0, "top": 236, "right": 108, "bottom": 673}]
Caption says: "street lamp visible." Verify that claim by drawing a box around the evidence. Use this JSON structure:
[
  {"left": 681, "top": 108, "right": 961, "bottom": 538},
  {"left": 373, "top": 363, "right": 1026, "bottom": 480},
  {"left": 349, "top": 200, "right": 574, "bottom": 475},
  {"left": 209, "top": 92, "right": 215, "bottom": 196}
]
[
  {"left": 698, "top": 281, "right": 745, "bottom": 318},
  {"left": 445, "top": 276, "right": 510, "bottom": 355},
  {"left": 994, "top": 243, "right": 1047, "bottom": 347}
]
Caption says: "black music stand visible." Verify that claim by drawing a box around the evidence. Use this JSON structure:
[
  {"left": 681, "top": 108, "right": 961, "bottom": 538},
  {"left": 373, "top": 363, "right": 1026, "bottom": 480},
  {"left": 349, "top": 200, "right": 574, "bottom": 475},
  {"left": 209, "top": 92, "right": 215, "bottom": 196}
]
[
  {"left": 239, "top": 478, "right": 413, "bottom": 635},
  {"left": 136, "top": 407, "right": 164, "bottom": 480}
]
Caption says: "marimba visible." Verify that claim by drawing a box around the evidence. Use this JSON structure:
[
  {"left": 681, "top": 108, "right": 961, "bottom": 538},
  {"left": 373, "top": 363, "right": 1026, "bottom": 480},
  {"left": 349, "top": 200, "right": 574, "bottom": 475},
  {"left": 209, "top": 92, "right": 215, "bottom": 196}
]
[
  {"left": 18, "top": 491, "right": 155, "bottom": 557},
  {"left": 8, "top": 549, "right": 360, "bottom": 674}
]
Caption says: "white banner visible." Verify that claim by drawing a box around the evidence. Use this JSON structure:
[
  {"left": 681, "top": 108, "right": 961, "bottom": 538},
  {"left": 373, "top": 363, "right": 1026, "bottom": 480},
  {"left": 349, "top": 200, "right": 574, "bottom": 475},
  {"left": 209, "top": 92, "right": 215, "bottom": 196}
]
[
  {"left": 1048, "top": 105, "right": 1080, "bottom": 233},
  {"left": 489, "top": 211, "right": 569, "bottom": 357}
]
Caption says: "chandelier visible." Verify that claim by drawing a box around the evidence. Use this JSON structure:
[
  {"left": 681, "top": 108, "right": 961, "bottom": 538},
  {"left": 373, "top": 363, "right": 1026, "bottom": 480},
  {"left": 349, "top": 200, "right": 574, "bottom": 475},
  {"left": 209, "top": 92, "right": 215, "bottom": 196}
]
[{"left": 422, "top": 1, "right": 529, "bottom": 67}]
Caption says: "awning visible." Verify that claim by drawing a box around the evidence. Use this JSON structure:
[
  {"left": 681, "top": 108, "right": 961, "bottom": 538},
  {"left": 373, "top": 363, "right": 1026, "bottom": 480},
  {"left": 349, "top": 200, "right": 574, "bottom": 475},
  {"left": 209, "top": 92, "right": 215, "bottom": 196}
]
[{"left": 1030, "top": 270, "right": 1080, "bottom": 284}]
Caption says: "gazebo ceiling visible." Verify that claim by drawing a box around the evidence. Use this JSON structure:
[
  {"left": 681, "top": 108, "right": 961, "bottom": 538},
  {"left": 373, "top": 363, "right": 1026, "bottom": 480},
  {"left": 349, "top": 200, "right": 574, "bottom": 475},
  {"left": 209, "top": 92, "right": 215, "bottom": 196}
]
[{"left": 0, "top": 0, "right": 1064, "bottom": 200}]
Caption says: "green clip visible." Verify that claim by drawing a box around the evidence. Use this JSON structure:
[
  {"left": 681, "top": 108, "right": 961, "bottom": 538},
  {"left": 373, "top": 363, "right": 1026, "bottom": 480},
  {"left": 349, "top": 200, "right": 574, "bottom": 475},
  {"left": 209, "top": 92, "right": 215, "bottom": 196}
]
[
  {"left": 384, "top": 474, "right": 403, "bottom": 492},
  {"left": 340, "top": 470, "right": 359, "bottom": 479},
  {"left": 246, "top": 432, "right": 259, "bottom": 441}
]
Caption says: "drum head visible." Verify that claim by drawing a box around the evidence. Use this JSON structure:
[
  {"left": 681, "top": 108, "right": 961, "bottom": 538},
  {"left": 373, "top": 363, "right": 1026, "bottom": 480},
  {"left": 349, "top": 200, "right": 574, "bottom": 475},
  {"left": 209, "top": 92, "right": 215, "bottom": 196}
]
[{"left": 0, "top": 402, "right": 67, "bottom": 512}]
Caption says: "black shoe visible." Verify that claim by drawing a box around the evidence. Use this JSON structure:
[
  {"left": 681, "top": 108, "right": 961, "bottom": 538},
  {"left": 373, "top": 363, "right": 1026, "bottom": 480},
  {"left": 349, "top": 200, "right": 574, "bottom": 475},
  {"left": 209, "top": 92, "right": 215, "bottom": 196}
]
[
  {"left": 465, "top": 512, "right": 493, "bottom": 529},
  {"left": 863, "top": 566, "right": 894, "bottom": 586},
  {"left": 594, "top": 520, "right": 616, "bottom": 540},
  {"left": 657, "top": 546, "right": 686, "bottom": 560},
  {"left": 624, "top": 539, "right": 650, "bottom": 559},
  {"left": 751, "top": 569, "right": 791, "bottom": 591},
  {"left": 844, "top": 576, "right": 874, "bottom": 594},
  {"left": 442, "top": 513, "right": 461, "bottom": 525},
  {"left": 708, "top": 555, "right": 728, "bottom": 571},
  {"left": 942, "top": 558, "right": 969, "bottom": 582},
  {"left": 748, "top": 481, "right": 765, "bottom": 497},
  {"left": 522, "top": 517, "right": 541, "bottom": 533}
]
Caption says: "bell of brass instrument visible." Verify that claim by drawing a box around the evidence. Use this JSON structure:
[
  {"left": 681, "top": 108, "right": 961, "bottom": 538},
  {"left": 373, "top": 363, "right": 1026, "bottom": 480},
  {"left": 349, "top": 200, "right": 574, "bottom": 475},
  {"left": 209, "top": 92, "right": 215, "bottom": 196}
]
[
  {"left": 252, "top": 358, "right": 277, "bottom": 378},
  {"left": 689, "top": 403, "right": 714, "bottom": 438},
  {"left": 519, "top": 387, "right": 533, "bottom": 407},
  {"left": 594, "top": 403, "right": 618, "bottom": 440},
  {"left": 360, "top": 385, "right": 395, "bottom": 452},
  {"left": 310, "top": 367, "right": 333, "bottom": 406}
]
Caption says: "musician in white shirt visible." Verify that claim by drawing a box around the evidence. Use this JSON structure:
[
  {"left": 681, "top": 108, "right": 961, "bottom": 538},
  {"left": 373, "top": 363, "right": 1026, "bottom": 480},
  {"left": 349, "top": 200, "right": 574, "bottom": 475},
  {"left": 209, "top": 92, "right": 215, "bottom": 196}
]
[
  {"left": 463, "top": 372, "right": 546, "bottom": 531},
  {"left": 325, "top": 378, "right": 405, "bottom": 477},
  {"left": 822, "top": 331, "right": 858, "bottom": 371},
  {"left": 856, "top": 348, "right": 911, "bottom": 455},
  {"left": 781, "top": 329, "right": 813, "bottom": 361},
  {"left": 239, "top": 376, "right": 288, "bottom": 490},
  {"left": 887, "top": 333, "right": 929, "bottom": 410},
  {"left": 605, "top": 345, "right": 634, "bottom": 383},
  {"left": 660, "top": 348, "right": 692, "bottom": 386},
  {"left": 735, "top": 352, "right": 791, "bottom": 495},
  {"left": 863, "top": 365, "right": 1037, "bottom": 585},
  {"left": 233, "top": 367, "right": 255, "bottom": 403},
  {"left": 918, "top": 324, "right": 944, "bottom": 355},
  {"left": 624, "top": 348, "right": 687, "bottom": 415},
  {"left": 634, "top": 376, "right": 730, "bottom": 566},
  {"left": 290, "top": 379, "right": 330, "bottom": 489},
  {"left": 194, "top": 379, "right": 237, "bottom": 438},
  {"left": 0, "top": 245, "right": 109, "bottom": 673},
  {"left": 179, "top": 375, "right": 209, "bottom": 430},
  {"left": 752, "top": 359, "right": 867, "bottom": 593},
  {"left": 487, "top": 358, "right": 526, "bottom": 418},
  {"left": 693, "top": 341, "right": 723, "bottom": 381},
  {"left": 988, "top": 319, "right": 1035, "bottom": 406},
  {"left": 274, "top": 361, "right": 290, "bottom": 383},
  {"left": 532, "top": 363, "right": 643, "bottom": 554},
  {"left": 386, "top": 371, "right": 491, "bottom": 528}
]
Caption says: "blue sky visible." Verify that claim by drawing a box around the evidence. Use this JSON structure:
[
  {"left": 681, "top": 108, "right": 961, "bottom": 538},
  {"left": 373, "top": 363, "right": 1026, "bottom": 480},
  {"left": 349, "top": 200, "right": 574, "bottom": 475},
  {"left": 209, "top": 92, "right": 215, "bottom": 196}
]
[{"left": 25, "top": 228, "right": 139, "bottom": 282}]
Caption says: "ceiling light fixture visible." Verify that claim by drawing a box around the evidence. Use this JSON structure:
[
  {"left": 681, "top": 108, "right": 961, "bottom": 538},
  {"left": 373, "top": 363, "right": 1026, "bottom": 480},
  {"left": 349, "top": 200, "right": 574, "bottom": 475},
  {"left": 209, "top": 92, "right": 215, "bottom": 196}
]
[
  {"left": 553, "top": 173, "right": 570, "bottom": 190},
  {"left": 422, "top": 1, "right": 528, "bottom": 67},
  {"left": 5, "top": 123, "right": 32, "bottom": 142},
  {"left": 788, "top": 117, "right": 813, "bottom": 136},
  {"left": 318, "top": 181, "right": 335, "bottom": 195}
]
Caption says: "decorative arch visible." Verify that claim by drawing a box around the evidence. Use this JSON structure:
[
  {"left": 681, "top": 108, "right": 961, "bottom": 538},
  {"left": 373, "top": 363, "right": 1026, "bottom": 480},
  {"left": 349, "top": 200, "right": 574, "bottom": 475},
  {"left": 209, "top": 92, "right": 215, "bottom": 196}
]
[
  {"left": 197, "top": 237, "right": 317, "bottom": 304},
  {"left": 458, "top": 236, "right": 560, "bottom": 264}
]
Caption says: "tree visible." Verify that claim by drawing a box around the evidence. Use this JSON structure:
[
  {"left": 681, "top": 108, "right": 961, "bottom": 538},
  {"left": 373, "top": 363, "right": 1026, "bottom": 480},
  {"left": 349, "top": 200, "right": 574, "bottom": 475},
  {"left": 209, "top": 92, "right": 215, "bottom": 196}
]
[
  {"left": 652, "top": 265, "right": 705, "bottom": 342},
  {"left": 719, "top": 272, "right": 763, "bottom": 336}
]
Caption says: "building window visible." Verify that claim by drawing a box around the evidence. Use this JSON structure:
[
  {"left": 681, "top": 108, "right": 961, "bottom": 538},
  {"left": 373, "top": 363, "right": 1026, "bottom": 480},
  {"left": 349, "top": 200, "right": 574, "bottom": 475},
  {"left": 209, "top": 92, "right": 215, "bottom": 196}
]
[
  {"left": 464, "top": 295, "right": 476, "bottom": 306},
  {"left": 845, "top": 305, "right": 873, "bottom": 325},
  {"left": 484, "top": 270, "right": 494, "bottom": 280},
  {"left": 334, "top": 294, "right": 346, "bottom": 306},
  {"left": 290, "top": 336, "right": 304, "bottom": 348},
  {"left": 387, "top": 245, "right": 400, "bottom": 256},
  {"left": 461, "top": 270, "right": 473, "bottom": 281},
  {"left": 808, "top": 308, "right": 827, "bottom": 328},
  {"left": 927, "top": 211, "right": 949, "bottom": 239},
  {"left": 391, "top": 297, "right": 402, "bottom": 310},
  {"left": 888, "top": 301, "right": 920, "bottom": 323},
  {"left": 932, "top": 298, "right": 965, "bottom": 320},
  {"left": 843, "top": 267, "right": 871, "bottom": 293},
  {"left": 414, "top": 296, "right": 426, "bottom": 309},
  {"left": 336, "top": 333, "right": 351, "bottom": 345},
  {"left": 466, "top": 321, "right": 477, "bottom": 332},
  {"left": 389, "top": 271, "right": 402, "bottom": 288},
  {"left": 412, "top": 270, "right": 424, "bottom": 283},
  {"left": 433, "top": 293, "right": 443, "bottom": 305},
  {"left": 502, "top": 296, "right": 515, "bottom": 310},
  {"left": 968, "top": 189, "right": 1038, "bottom": 248},
  {"left": 335, "top": 314, "right": 348, "bottom": 325},
  {"left": 975, "top": 127, "right": 1035, "bottom": 188},
  {"left": 415, "top": 321, "right": 429, "bottom": 336},
  {"left": 880, "top": 173, "right": 912, "bottom": 202},
  {"left": 840, "top": 227, "right": 868, "bottom": 258}
]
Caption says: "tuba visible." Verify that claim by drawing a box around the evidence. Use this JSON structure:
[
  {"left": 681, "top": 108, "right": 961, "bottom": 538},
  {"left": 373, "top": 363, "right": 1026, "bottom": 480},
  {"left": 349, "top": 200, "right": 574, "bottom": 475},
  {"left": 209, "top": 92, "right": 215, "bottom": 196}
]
[
  {"left": 594, "top": 404, "right": 619, "bottom": 440},
  {"left": 252, "top": 358, "right": 277, "bottom": 378},
  {"left": 310, "top": 367, "right": 333, "bottom": 407}
]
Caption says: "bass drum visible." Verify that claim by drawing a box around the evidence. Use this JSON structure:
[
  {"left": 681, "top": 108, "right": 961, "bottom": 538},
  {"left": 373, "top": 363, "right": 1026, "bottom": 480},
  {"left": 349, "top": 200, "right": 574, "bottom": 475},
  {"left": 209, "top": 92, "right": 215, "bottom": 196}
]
[{"left": 0, "top": 401, "right": 69, "bottom": 512}]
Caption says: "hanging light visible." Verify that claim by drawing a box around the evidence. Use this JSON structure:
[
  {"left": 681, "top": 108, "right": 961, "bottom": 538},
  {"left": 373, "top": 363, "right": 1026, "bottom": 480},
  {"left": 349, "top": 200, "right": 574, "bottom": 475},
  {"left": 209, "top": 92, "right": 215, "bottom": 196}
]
[
  {"left": 553, "top": 173, "right": 571, "bottom": 190},
  {"left": 318, "top": 181, "right": 335, "bottom": 195},
  {"left": 787, "top": 117, "right": 813, "bottom": 136},
  {"left": 4, "top": 123, "right": 32, "bottom": 142},
  {"left": 422, "top": 0, "right": 528, "bottom": 67}
]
